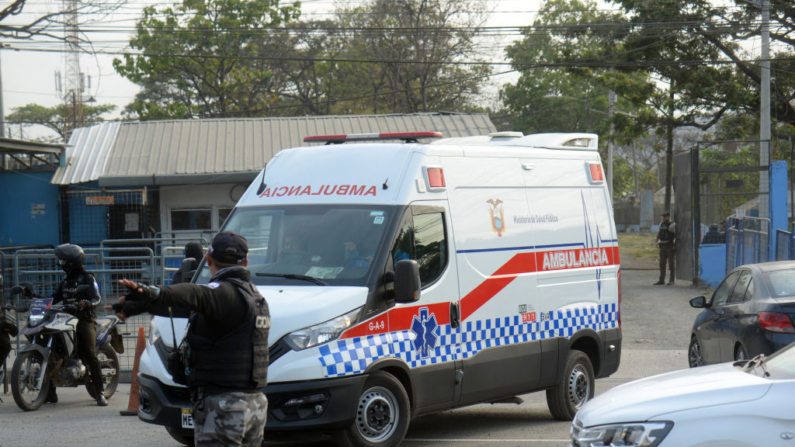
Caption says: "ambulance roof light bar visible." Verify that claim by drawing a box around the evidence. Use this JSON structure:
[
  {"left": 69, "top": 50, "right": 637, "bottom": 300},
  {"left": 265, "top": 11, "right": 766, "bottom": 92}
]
[{"left": 304, "top": 131, "right": 444, "bottom": 145}]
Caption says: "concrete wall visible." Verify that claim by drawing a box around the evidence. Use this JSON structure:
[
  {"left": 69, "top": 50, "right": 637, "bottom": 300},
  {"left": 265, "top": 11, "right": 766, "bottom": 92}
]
[
  {"left": 0, "top": 171, "right": 60, "bottom": 247},
  {"left": 158, "top": 183, "right": 245, "bottom": 237}
]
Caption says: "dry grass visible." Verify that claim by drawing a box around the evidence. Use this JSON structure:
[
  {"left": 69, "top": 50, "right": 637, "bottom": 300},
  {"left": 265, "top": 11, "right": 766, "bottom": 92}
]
[{"left": 618, "top": 233, "right": 658, "bottom": 265}]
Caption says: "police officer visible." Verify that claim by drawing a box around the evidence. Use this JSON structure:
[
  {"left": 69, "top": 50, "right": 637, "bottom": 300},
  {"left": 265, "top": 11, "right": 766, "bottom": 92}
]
[
  {"left": 22, "top": 244, "right": 107, "bottom": 406},
  {"left": 114, "top": 231, "right": 269, "bottom": 447},
  {"left": 654, "top": 212, "right": 676, "bottom": 286}
]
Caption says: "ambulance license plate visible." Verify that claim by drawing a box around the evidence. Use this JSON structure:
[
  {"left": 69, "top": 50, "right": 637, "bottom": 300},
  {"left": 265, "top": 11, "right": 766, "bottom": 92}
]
[{"left": 181, "top": 408, "right": 194, "bottom": 428}]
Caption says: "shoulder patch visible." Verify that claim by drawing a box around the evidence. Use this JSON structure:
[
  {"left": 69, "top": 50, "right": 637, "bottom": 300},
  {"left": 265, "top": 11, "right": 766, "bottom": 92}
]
[{"left": 203, "top": 282, "right": 221, "bottom": 289}]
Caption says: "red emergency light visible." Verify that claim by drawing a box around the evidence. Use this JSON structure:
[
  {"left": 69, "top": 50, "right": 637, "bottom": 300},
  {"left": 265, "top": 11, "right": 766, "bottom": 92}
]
[
  {"left": 426, "top": 167, "right": 445, "bottom": 188},
  {"left": 588, "top": 163, "right": 604, "bottom": 182},
  {"left": 304, "top": 132, "right": 444, "bottom": 144}
]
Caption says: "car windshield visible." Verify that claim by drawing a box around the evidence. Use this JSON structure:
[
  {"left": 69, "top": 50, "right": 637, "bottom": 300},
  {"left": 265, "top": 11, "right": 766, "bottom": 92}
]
[
  {"left": 764, "top": 270, "right": 795, "bottom": 298},
  {"left": 195, "top": 205, "right": 396, "bottom": 287}
]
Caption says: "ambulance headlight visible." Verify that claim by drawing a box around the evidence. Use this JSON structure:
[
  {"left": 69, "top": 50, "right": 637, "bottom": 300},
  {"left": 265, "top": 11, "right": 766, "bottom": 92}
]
[
  {"left": 285, "top": 308, "right": 362, "bottom": 351},
  {"left": 149, "top": 319, "right": 161, "bottom": 346}
]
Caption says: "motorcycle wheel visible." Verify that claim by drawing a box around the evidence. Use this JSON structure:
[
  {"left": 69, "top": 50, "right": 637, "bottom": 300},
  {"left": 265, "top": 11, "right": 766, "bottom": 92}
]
[
  {"left": 87, "top": 343, "right": 120, "bottom": 399},
  {"left": 11, "top": 351, "right": 50, "bottom": 411}
]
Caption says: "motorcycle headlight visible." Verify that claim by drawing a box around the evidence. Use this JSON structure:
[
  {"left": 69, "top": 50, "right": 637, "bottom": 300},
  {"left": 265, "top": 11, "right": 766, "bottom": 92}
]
[
  {"left": 571, "top": 419, "right": 673, "bottom": 447},
  {"left": 285, "top": 308, "right": 361, "bottom": 351},
  {"left": 149, "top": 319, "right": 161, "bottom": 346},
  {"left": 28, "top": 314, "right": 45, "bottom": 327}
]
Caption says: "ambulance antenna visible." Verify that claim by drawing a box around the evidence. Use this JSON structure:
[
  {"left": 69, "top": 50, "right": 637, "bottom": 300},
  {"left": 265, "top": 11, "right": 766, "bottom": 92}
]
[
  {"left": 256, "top": 165, "right": 267, "bottom": 195},
  {"left": 383, "top": 178, "right": 389, "bottom": 190}
]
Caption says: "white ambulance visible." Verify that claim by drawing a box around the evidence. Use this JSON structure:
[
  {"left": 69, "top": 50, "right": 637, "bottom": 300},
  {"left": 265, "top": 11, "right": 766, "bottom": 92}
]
[{"left": 136, "top": 131, "right": 622, "bottom": 446}]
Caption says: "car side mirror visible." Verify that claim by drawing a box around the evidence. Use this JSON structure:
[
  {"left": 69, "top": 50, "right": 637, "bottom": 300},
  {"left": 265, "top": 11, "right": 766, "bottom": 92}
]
[
  {"left": 690, "top": 296, "right": 707, "bottom": 308},
  {"left": 394, "top": 260, "right": 421, "bottom": 303}
]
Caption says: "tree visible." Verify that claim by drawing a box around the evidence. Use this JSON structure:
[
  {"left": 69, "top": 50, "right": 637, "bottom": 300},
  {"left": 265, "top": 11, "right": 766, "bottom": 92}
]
[
  {"left": 333, "top": 0, "right": 491, "bottom": 114},
  {"left": 114, "top": 0, "right": 300, "bottom": 119},
  {"left": 502, "top": 0, "right": 652, "bottom": 199},
  {"left": 0, "top": 0, "right": 123, "bottom": 43},
  {"left": 6, "top": 103, "right": 116, "bottom": 142}
]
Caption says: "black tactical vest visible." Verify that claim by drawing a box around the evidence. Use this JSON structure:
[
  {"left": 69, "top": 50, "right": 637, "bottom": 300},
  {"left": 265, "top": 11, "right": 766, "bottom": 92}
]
[
  {"left": 659, "top": 221, "right": 674, "bottom": 244},
  {"left": 185, "top": 278, "right": 269, "bottom": 390},
  {"left": 60, "top": 272, "right": 98, "bottom": 321}
]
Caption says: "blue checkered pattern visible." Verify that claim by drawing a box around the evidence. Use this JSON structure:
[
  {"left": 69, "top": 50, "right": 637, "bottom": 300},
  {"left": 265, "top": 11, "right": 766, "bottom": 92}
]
[{"left": 318, "top": 303, "right": 618, "bottom": 378}]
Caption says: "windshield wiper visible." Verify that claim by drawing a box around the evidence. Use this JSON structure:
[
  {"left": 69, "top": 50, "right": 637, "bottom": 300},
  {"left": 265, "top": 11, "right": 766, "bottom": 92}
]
[
  {"left": 742, "top": 354, "right": 770, "bottom": 377},
  {"left": 255, "top": 273, "right": 328, "bottom": 286}
]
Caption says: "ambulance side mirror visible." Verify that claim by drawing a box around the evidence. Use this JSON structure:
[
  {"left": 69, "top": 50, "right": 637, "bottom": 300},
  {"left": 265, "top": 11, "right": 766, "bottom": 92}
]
[{"left": 394, "top": 260, "right": 421, "bottom": 303}]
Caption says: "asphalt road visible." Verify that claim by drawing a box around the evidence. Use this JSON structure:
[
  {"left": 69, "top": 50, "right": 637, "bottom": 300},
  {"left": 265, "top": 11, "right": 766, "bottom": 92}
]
[{"left": 0, "top": 269, "right": 710, "bottom": 447}]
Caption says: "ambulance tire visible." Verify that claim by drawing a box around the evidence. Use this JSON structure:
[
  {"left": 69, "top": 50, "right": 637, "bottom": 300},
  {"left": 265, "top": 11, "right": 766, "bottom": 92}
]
[
  {"left": 546, "top": 350, "right": 594, "bottom": 421},
  {"left": 335, "top": 371, "right": 410, "bottom": 447}
]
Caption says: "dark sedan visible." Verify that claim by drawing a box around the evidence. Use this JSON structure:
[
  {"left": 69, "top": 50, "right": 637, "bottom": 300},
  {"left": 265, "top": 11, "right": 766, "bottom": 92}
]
[{"left": 689, "top": 261, "right": 795, "bottom": 367}]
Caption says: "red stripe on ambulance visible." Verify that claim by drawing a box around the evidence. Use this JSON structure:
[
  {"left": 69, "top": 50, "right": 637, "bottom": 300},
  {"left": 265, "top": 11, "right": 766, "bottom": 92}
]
[{"left": 340, "top": 247, "right": 617, "bottom": 339}]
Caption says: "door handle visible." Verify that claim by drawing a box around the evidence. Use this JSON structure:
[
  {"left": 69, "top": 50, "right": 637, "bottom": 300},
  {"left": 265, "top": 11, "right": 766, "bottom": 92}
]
[{"left": 450, "top": 302, "right": 460, "bottom": 329}]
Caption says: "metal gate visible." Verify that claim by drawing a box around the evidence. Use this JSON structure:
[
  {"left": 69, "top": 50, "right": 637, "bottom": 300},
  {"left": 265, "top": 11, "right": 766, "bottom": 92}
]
[
  {"left": 725, "top": 216, "right": 769, "bottom": 271},
  {"left": 60, "top": 189, "right": 158, "bottom": 246},
  {"left": 675, "top": 142, "right": 771, "bottom": 283}
]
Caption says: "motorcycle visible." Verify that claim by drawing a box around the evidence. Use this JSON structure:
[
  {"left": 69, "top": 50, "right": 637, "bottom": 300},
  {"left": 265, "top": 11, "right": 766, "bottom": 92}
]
[{"left": 8, "top": 285, "right": 123, "bottom": 411}]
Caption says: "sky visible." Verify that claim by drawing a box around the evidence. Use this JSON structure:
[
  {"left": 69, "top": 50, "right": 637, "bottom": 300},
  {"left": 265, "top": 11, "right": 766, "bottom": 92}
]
[{"left": 0, "top": 0, "right": 541, "bottom": 141}]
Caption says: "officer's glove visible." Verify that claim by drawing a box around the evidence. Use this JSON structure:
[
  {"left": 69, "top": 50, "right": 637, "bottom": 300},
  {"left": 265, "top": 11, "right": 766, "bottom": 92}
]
[
  {"left": 78, "top": 300, "right": 92, "bottom": 310},
  {"left": 119, "top": 280, "right": 160, "bottom": 304},
  {"left": 64, "top": 304, "right": 79, "bottom": 314},
  {"left": 110, "top": 300, "right": 148, "bottom": 319}
]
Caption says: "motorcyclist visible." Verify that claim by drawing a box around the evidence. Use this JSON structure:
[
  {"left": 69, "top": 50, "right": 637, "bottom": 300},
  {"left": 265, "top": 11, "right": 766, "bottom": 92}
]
[{"left": 21, "top": 244, "right": 108, "bottom": 406}]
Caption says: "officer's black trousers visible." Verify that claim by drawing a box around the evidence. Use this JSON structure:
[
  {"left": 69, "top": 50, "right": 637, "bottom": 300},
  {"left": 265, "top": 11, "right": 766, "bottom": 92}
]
[
  {"left": 659, "top": 245, "right": 676, "bottom": 282},
  {"left": 48, "top": 320, "right": 103, "bottom": 397},
  {"left": 0, "top": 333, "right": 10, "bottom": 369}
]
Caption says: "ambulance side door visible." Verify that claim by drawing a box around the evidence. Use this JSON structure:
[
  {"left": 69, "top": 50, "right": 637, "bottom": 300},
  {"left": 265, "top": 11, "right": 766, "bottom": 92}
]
[{"left": 389, "top": 202, "right": 460, "bottom": 412}]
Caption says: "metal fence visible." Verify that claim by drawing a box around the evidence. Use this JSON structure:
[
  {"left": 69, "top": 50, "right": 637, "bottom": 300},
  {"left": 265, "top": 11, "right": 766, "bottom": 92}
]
[
  {"left": 3, "top": 239, "right": 208, "bottom": 376},
  {"left": 725, "top": 216, "right": 770, "bottom": 272},
  {"left": 776, "top": 229, "right": 793, "bottom": 262}
]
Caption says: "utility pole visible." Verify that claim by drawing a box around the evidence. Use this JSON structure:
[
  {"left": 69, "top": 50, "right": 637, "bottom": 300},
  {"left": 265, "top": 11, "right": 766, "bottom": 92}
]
[
  {"left": 760, "top": 0, "right": 770, "bottom": 219},
  {"left": 63, "top": 0, "right": 83, "bottom": 137},
  {"left": 0, "top": 47, "right": 4, "bottom": 138},
  {"left": 607, "top": 91, "right": 616, "bottom": 200}
]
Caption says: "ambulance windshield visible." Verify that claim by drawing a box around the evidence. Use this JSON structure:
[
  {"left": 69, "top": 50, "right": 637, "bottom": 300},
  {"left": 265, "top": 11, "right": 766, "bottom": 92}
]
[{"left": 195, "top": 205, "right": 394, "bottom": 286}]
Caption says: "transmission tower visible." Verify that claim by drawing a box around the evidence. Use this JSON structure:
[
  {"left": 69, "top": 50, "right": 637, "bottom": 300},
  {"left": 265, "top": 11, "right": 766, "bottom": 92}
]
[{"left": 62, "top": 0, "right": 83, "bottom": 136}]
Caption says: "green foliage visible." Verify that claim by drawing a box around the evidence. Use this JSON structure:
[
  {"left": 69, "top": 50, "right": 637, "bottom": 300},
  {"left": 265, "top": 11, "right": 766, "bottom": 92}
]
[
  {"left": 113, "top": 0, "right": 300, "bottom": 119},
  {"left": 331, "top": 0, "right": 491, "bottom": 114},
  {"left": 699, "top": 145, "right": 760, "bottom": 219},
  {"left": 5, "top": 103, "right": 116, "bottom": 142}
]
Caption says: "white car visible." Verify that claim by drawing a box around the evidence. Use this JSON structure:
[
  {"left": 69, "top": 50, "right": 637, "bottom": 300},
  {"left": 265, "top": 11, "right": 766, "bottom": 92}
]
[{"left": 570, "top": 346, "right": 795, "bottom": 447}]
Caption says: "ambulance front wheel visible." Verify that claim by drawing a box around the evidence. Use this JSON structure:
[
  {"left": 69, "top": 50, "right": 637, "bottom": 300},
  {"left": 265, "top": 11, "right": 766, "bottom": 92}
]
[
  {"left": 335, "top": 371, "right": 410, "bottom": 447},
  {"left": 546, "top": 350, "right": 594, "bottom": 421}
]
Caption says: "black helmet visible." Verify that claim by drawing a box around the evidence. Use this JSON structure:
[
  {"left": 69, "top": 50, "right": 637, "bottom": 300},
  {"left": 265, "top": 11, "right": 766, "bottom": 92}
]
[{"left": 54, "top": 244, "right": 85, "bottom": 272}]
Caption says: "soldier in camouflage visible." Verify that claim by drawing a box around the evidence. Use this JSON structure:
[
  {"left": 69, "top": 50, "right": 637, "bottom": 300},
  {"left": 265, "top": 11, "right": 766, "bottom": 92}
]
[
  {"left": 194, "top": 392, "right": 268, "bottom": 446},
  {"left": 114, "top": 231, "right": 270, "bottom": 446}
]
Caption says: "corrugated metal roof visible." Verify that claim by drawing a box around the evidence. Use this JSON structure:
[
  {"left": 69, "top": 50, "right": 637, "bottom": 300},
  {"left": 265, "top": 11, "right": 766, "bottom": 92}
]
[
  {"left": 51, "top": 122, "right": 120, "bottom": 185},
  {"left": 56, "top": 114, "right": 496, "bottom": 186}
]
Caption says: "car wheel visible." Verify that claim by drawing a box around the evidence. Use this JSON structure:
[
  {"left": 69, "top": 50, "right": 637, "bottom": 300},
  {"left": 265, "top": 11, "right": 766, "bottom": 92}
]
[
  {"left": 335, "top": 371, "right": 410, "bottom": 447},
  {"left": 688, "top": 337, "right": 704, "bottom": 367},
  {"left": 546, "top": 350, "right": 594, "bottom": 421},
  {"left": 734, "top": 344, "right": 748, "bottom": 362}
]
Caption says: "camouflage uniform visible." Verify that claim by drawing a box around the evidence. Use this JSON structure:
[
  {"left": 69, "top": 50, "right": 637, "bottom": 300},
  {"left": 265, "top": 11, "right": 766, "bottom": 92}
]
[{"left": 194, "top": 391, "right": 269, "bottom": 447}]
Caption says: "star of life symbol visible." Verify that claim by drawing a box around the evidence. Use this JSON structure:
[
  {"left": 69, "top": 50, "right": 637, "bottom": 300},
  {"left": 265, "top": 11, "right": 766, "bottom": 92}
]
[{"left": 411, "top": 307, "right": 439, "bottom": 359}]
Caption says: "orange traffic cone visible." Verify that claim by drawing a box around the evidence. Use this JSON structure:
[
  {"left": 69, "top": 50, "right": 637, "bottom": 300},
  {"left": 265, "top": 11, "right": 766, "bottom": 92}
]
[{"left": 120, "top": 327, "right": 146, "bottom": 416}]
